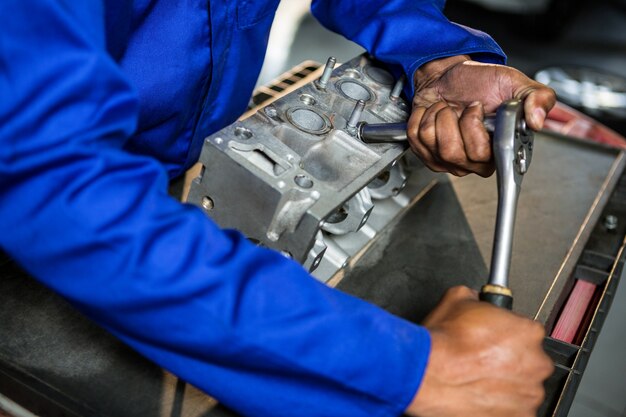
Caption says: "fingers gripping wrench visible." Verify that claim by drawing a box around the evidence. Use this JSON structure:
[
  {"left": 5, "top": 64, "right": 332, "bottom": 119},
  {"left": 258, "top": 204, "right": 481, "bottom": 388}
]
[{"left": 357, "top": 100, "right": 534, "bottom": 310}]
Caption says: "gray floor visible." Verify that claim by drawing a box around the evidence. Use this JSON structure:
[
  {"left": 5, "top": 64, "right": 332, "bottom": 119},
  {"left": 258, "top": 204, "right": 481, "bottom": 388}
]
[{"left": 266, "top": 1, "right": 626, "bottom": 415}]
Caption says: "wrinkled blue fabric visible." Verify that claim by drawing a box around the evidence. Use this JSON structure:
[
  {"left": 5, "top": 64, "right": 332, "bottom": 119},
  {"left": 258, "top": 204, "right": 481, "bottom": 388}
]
[{"left": 0, "top": 1, "right": 504, "bottom": 416}]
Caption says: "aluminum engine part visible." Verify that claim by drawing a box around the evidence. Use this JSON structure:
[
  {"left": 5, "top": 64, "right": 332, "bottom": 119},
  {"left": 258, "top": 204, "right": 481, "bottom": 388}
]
[{"left": 188, "top": 55, "right": 433, "bottom": 281}]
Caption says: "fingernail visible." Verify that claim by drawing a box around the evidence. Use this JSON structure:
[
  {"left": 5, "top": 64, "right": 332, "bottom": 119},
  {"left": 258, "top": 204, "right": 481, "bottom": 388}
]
[
  {"left": 533, "top": 108, "right": 546, "bottom": 129},
  {"left": 469, "top": 101, "right": 481, "bottom": 107}
]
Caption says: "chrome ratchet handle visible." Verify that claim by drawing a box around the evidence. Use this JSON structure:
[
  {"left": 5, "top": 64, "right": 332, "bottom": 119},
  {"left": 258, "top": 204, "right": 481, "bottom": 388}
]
[{"left": 481, "top": 100, "right": 533, "bottom": 310}]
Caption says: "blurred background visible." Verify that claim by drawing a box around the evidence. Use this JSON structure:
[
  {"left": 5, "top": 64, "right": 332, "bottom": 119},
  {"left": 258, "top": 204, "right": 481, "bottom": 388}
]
[{"left": 257, "top": 1, "right": 626, "bottom": 416}]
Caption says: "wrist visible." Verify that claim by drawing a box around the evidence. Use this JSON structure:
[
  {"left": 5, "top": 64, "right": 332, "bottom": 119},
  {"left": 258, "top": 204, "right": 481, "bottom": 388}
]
[
  {"left": 414, "top": 55, "right": 471, "bottom": 91},
  {"left": 405, "top": 330, "right": 450, "bottom": 417}
]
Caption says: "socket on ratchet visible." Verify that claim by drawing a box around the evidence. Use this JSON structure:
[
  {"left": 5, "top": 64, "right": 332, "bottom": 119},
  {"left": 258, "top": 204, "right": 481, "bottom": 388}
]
[{"left": 357, "top": 100, "right": 533, "bottom": 310}]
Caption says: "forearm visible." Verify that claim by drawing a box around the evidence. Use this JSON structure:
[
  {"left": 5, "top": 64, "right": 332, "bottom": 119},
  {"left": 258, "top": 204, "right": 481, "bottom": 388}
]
[
  {"left": 0, "top": 1, "right": 431, "bottom": 416},
  {"left": 311, "top": 0, "right": 506, "bottom": 96},
  {"left": 2, "top": 147, "right": 431, "bottom": 417}
]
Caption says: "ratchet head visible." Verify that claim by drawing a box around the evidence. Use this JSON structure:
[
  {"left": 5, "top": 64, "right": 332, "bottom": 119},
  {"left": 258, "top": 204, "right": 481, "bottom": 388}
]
[{"left": 492, "top": 101, "right": 533, "bottom": 183}]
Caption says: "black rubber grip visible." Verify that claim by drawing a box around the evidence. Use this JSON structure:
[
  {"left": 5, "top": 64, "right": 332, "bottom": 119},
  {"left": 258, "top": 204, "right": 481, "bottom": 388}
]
[{"left": 480, "top": 291, "right": 513, "bottom": 310}]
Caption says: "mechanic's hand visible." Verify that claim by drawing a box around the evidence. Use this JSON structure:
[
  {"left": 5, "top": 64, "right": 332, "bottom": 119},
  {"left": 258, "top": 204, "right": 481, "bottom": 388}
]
[
  {"left": 408, "top": 55, "right": 556, "bottom": 177},
  {"left": 405, "top": 286, "right": 554, "bottom": 417}
]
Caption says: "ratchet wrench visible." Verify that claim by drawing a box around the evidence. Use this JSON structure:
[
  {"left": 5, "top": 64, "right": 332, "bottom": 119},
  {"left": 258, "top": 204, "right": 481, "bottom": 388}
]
[{"left": 357, "top": 100, "right": 533, "bottom": 310}]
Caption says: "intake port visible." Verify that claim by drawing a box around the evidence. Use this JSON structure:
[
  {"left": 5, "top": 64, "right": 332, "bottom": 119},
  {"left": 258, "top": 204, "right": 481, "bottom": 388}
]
[
  {"left": 336, "top": 79, "right": 374, "bottom": 102},
  {"left": 286, "top": 107, "right": 332, "bottom": 135},
  {"left": 364, "top": 65, "right": 395, "bottom": 85}
]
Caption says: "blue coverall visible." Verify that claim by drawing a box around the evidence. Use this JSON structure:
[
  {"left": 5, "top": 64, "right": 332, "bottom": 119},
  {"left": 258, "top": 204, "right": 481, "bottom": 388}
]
[{"left": 0, "top": 1, "right": 505, "bottom": 416}]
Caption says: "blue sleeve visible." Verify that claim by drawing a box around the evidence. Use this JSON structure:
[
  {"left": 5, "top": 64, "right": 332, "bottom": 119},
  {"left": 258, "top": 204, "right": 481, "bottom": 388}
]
[
  {"left": 311, "top": 0, "right": 507, "bottom": 96},
  {"left": 0, "top": 2, "right": 430, "bottom": 416}
]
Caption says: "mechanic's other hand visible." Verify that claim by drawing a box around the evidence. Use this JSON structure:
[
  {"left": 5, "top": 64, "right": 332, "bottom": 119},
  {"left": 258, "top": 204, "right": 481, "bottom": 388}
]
[
  {"left": 408, "top": 55, "right": 556, "bottom": 177},
  {"left": 405, "top": 286, "right": 554, "bottom": 417}
]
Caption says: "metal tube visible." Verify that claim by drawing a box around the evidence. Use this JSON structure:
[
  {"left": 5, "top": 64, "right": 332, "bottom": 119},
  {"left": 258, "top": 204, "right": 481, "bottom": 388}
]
[
  {"left": 488, "top": 172, "right": 520, "bottom": 288},
  {"left": 487, "top": 102, "right": 527, "bottom": 290},
  {"left": 358, "top": 122, "right": 409, "bottom": 143},
  {"left": 358, "top": 113, "right": 497, "bottom": 143}
]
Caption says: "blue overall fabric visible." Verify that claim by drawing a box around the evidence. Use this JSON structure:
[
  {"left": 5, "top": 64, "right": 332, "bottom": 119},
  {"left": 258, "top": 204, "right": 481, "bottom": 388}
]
[{"left": 0, "top": 1, "right": 504, "bottom": 416}]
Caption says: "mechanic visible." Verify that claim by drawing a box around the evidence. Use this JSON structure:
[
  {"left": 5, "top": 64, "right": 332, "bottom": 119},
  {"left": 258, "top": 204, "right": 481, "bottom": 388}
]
[{"left": 0, "top": 1, "right": 555, "bottom": 416}]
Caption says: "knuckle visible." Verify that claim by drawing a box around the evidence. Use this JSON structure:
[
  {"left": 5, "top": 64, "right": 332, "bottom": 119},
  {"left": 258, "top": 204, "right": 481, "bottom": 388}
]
[
  {"left": 460, "top": 128, "right": 491, "bottom": 164},
  {"left": 461, "top": 103, "right": 483, "bottom": 120},
  {"left": 471, "top": 142, "right": 491, "bottom": 162},
  {"left": 408, "top": 141, "right": 424, "bottom": 156},
  {"left": 419, "top": 157, "right": 446, "bottom": 173},
  {"left": 426, "top": 159, "right": 446, "bottom": 171},
  {"left": 531, "top": 386, "right": 546, "bottom": 408},
  {"left": 439, "top": 144, "right": 465, "bottom": 165},
  {"left": 544, "top": 86, "right": 557, "bottom": 100},
  {"left": 407, "top": 109, "right": 425, "bottom": 138},
  {"left": 406, "top": 127, "right": 418, "bottom": 143},
  {"left": 463, "top": 165, "right": 481, "bottom": 177},
  {"left": 528, "top": 86, "right": 557, "bottom": 109},
  {"left": 418, "top": 121, "right": 436, "bottom": 146},
  {"left": 542, "top": 356, "right": 555, "bottom": 376},
  {"left": 439, "top": 105, "right": 459, "bottom": 119},
  {"left": 446, "top": 285, "right": 472, "bottom": 299},
  {"left": 528, "top": 395, "right": 544, "bottom": 410}
]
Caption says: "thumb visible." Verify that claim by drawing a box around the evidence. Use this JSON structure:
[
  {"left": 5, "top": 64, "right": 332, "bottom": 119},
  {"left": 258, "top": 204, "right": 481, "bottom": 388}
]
[
  {"left": 441, "top": 285, "right": 479, "bottom": 303},
  {"left": 517, "top": 83, "right": 557, "bottom": 131},
  {"left": 422, "top": 286, "right": 479, "bottom": 327}
]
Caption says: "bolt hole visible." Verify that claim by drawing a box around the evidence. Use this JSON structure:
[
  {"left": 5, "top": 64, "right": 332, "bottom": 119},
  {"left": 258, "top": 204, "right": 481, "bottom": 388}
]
[
  {"left": 604, "top": 215, "right": 618, "bottom": 231},
  {"left": 294, "top": 174, "right": 314, "bottom": 189},
  {"left": 343, "top": 69, "right": 362, "bottom": 79},
  {"left": 369, "top": 170, "right": 391, "bottom": 189},
  {"left": 326, "top": 206, "right": 348, "bottom": 224},
  {"left": 202, "top": 196, "right": 214, "bottom": 210},
  {"left": 234, "top": 127, "right": 253, "bottom": 140},
  {"left": 264, "top": 106, "right": 278, "bottom": 118},
  {"left": 299, "top": 94, "right": 317, "bottom": 106}
]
